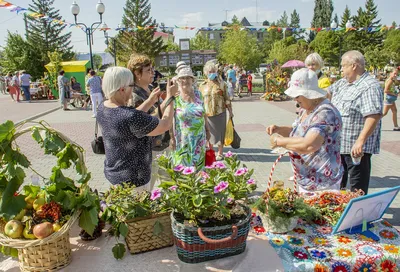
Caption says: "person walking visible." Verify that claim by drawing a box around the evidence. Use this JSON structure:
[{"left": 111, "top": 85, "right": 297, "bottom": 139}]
[
  {"left": 86, "top": 70, "right": 103, "bottom": 118},
  {"left": 382, "top": 68, "right": 400, "bottom": 131},
  {"left": 328, "top": 50, "right": 383, "bottom": 194},
  {"left": 20, "top": 70, "right": 32, "bottom": 102},
  {"left": 199, "top": 60, "right": 233, "bottom": 161},
  {"left": 57, "top": 70, "right": 71, "bottom": 111},
  {"left": 226, "top": 65, "right": 237, "bottom": 93},
  {"left": 9, "top": 71, "right": 21, "bottom": 102}
]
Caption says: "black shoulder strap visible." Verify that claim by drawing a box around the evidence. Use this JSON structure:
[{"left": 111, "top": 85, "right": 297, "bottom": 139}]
[{"left": 95, "top": 120, "right": 99, "bottom": 139}]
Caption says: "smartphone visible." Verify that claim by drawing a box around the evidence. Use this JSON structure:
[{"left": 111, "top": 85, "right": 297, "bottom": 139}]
[{"left": 159, "top": 82, "right": 167, "bottom": 91}]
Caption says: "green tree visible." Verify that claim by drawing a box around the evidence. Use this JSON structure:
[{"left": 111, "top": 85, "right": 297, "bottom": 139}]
[
  {"left": 232, "top": 15, "right": 240, "bottom": 25},
  {"left": 46, "top": 51, "right": 63, "bottom": 94},
  {"left": 115, "top": 0, "right": 166, "bottom": 65},
  {"left": 267, "top": 38, "right": 307, "bottom": 64},
  {"left": 340, "top": 5, "right": 351, "bottom": 28},
  {"left": 350, "top": 0, "right": 383, "bottom": 53},
  {"left": 365, "top": 46, "right": 390, "bottom": 72},
  {"left": 277, "top": 11, "right": 289, "bottom": 27},
  {"left": 165, "top": 40, "right": 179, "bottom": 52},
  {"left": 312, "top": 0, "right": 333, "bottom": 28},
  {"left": 190, "top": 34, "right": 216, "bottom": 50},
  {"left": 333, "top": 13, "right": 339, "bottom": 25},
  {"left": 391, "top": 21, "right": 397, "bottom": 28},
  {"left": 383, "top": 29, "right": 400, "bottom": 65},
  {"left": 289, "top": 9, "right": 304, "bottom": 39},
  {"left": 0, "top": 32, "right": 43, "bottom": 79},
  {"left": 92, "top": 54, "right": 103, "bottom": 71},
  {"left": 261, "top": 21, "right": 284, "bottom": 57},
  {"left": 218, "top": 28, "right": 263, "bottom": 70},
  {"left": 26, "top": 0, "right": 74, "bottom": 67},
  {"left": 310, "top": 31, "right": 340, "bottom": 66}
]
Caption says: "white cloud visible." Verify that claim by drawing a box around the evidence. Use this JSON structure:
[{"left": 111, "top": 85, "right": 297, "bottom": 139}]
[
  {"left": 228, "top": 7, "right": 277, "bottom": 23},
  {"left": 300, "top": 0, "right": 313, "bottom": 2},
  {"left": 179, "top": 12, "right": 204, "bottom": 26}
]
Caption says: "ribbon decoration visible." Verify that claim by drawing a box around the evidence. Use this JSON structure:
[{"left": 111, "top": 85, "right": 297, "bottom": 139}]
[{"left": 1, "top": 0, "right": 400, "bottom": 33}]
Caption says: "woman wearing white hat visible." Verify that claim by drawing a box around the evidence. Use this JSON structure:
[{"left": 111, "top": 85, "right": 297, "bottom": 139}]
[
  {"left": 171, "top": 65, "right": 210, "bottom": 169},
  {"left": 266, "top": 68, "right": 343, "bottom": 193}
]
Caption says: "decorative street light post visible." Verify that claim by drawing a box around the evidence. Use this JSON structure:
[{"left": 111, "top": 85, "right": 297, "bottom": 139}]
[
  {"left": 331, "top": 20, "right": 353, "bottom": 69},
  {"left": 101, "top": 23, "right": 119, "bottom": 66},
  {"left": 70, "top": 1, "right": 105, "bottom": 70}
]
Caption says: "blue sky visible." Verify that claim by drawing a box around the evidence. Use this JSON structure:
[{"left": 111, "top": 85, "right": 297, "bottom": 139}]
[{"left": 0, "top": 0, "right": 398, "bottom": 54}]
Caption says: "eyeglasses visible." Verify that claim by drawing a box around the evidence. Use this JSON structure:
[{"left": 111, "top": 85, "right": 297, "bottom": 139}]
[{"left": 143, "top": 67, "right": 155, "bottom": 73}]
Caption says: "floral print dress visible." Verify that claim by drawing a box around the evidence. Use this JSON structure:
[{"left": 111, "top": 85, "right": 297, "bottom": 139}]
[
  {"left": 172, "top": 90, "right": 206, "bottom": 169},
  {"left": 290, "top": 99, "right": 344, "bottom": 191}
]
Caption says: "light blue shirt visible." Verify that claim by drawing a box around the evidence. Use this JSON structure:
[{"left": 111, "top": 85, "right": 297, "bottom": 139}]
[
  {"left": 20, "top": 74, "right": 31, "bottom": 86},
  {"left": 87, "top": 76, "right": 102, "bottom": 94},
  {"left": 227, "top": 69, "right": 236, "bottom": 83}
]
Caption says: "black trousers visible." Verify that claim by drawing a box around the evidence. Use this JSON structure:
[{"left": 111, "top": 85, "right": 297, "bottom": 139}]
[{"left": 340, "top": 153, "right": 372, "bottom": 194}]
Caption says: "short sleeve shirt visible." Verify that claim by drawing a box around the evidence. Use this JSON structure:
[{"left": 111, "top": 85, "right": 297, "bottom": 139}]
[
  {"left": 199, "top": 80, "right": 231, "bottom": 117},
  {"left": 20, "top": 74, "right": 31, "bottom": 86},
  {"left": 87, "top": 76, "right": 102, "bottom": 94},
  {"left": 227, "top": 69, "right": 237, "bottom": 83},
  {"left": 96, "top": 103, "right": 159, "bottom": 186},
  {"left": 130, "top": 84, "right": 157, "bottom": 115},
  {"left": 57, "top": 75, "right": 69, "bottom": 92},
  {"left": 329, "top": 72, "right": 383, "bottom": 154},
  {"left": 290, "top": 100, "right": 344, "bottom": 191}
]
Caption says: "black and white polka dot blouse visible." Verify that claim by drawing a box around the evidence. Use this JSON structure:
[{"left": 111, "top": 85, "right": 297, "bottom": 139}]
[{"left": 97, "top": 103, "right": 159, "bottom": 187}]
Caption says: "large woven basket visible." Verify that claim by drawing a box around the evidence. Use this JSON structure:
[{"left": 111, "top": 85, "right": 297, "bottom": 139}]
[
  {"left": 125, "top": 212, "right": 173, "bottom": 254},
  {"left": 171, "top": 204, "right": 252, "bottom": 263},
  {"left": 0, "top": 123, "right": 88, "bottom": 271}
]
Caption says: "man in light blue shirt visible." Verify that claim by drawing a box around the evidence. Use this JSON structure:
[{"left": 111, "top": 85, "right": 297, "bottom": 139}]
[{"left": 20, "top": 70, "right": 31, "bottom": 101}]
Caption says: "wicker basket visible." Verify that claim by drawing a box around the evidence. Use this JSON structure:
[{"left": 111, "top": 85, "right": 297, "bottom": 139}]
[
  {"left": 125, "top": 212, "right": 174, "bottom": 254},
  {"left": 0, "top": 123, "right": 88, "bottom": 271},
  {"left": 260, "top": 153, "right": 299, "bottom": 234},
  {"left": 171, "top": 204, "right": 251, "bottom": 263}
]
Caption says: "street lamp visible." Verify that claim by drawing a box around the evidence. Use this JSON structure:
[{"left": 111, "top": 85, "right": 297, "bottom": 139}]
[
  {"left": 70, "top": 1, "right": 105, "bottom": 70},
  {"left": 331, "top": 20, "right": 352, "bottom": 69},
  {"left": 101, "top": 23, "right": 117, "bottom": 66}
]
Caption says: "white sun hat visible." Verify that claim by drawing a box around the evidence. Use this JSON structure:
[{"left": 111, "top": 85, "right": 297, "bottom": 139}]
[
  {"left": 285, "top": 68, "right": 327, "bottom": 99},
  {"left": 176, "top": 66, "right": 195, "bottom": 79}
]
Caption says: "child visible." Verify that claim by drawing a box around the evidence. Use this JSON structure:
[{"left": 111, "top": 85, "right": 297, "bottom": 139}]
[
  {"left": 247, "top": 71, "right": 253, "bottom": 95},
  {"left": 227, "top": 77, "right": 234, "bottom": 100}
]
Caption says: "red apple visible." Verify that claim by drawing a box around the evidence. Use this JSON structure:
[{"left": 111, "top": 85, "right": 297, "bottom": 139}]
[
  {"left": 33, "top": 222, "right": 54, "bottom": 239},
  {"left": 4, "top": 220, "right": 24, "bottom": 239}
]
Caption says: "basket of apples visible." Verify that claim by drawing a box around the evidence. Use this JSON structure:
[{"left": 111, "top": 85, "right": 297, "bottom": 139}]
[{"left": 0, "top": 121, "right": 99, "bottom": 272}]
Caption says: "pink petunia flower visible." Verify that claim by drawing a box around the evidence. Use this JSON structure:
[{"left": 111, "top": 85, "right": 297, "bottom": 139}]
[
  {"left": 227, "top": 197, "right": 234, "bottom": 203},
  {"left": 182, "top": 166, "right": 196, "bottom": 175},
  {"left": 247, "top": 179, "right": 256, "bottom": 185},
  {"left": 225, "top": 151, "right": 234, "bottom": 158},
  {"left": 174, "top": 164, "right": 185, "bottom": 172},
  {"left": 212, "top": 161, "right": 226, "bottom": 169},
  {"left": 200, "top": 171, "right": 209, "bottom": 179},
  {"left": 234, "top": 168, "right": 248, "bottom": 176},
  {"left": 214, "top": 181, "right": 229, "bottom": 193},
  {"left": 150, "top": 189, "right": 162, "bottom": 200},
  {"left": 169, "top": 185, "right": 177, "bottom": 191},
  {"left": 205, "top": 165, "right": 215, "bottom": 169},
  {"left": 200, "top": 178, "right": 207, "bottom": 184}
]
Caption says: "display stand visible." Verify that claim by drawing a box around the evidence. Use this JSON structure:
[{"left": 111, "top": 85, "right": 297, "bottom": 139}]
[{"left": 333, "top": 186, "right": 400, "bottom": 237}]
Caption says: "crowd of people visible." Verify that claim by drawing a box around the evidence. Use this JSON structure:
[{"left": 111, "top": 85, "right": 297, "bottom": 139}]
[
  {"left": 93, "top": 49, "right": 399, "bottom": 197},
  {"left": 0, "top": 70, "right": 33, "bottom": 102}
]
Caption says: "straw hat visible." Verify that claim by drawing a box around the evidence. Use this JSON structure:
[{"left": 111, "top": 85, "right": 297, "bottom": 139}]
[
  {"left": 285, "top": 68, "right": 326, "bottom": 99},
  {"left": 176, "top": 66, "right": 195, "bottom": 79}
]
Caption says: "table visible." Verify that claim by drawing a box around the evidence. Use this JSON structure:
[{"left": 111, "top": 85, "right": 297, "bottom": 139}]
[{"left": 252, "top": 216, "right": 400, "bottom": 271}]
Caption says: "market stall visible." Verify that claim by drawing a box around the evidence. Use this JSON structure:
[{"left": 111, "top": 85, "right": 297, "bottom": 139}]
[{"left": 45, "top": 60, "right": 91, "bottom": 98}]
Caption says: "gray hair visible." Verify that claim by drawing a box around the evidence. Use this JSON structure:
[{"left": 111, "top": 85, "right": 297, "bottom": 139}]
[
  {"left": 203, "top": 60, "right": 218, "bottom": 75},
  {"left": 305, "top": 53, "right": 324, "bottom": 69},
  {"left": 102, "top": 67, "right": 133, "bottom": 99},
  {"left": 342, "top": 50, "right": 365, "bottom": 70}
]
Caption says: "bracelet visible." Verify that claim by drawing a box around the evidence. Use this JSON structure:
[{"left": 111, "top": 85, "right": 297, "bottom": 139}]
[{"left": 165, "top": 96, "right": 175, "bottom": 108}]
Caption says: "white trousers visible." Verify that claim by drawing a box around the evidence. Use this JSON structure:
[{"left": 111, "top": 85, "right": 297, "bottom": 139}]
[{"left": 90, "top": 93, "right": 103, "bottom": 116}]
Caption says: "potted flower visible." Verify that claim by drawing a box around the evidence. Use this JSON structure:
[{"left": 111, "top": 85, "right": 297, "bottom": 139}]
[
  {"left": 253, "top": 183, "right": 319, "bottom": 233},
  {"left": 156, "top": 151, "right": 257, "bottom": 263},
  {"left": 100, "top": 183, "right": 173, "bottom": 260}
]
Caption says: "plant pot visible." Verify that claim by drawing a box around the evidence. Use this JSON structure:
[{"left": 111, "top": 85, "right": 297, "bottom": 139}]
[
  {"left": 125, "top": 212, "right": 174, "bottom": 254},
  {"left": 259, "top": 213, "right": 298, "bottom": 234},
  {"left": 171, "top": 204, "right": 252, "bottom": 263}
]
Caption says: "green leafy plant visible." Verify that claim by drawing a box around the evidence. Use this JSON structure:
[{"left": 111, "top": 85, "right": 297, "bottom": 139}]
[
  {"left": 100, "top": 183, "right": 168, "bottom": 260},
  {"left": 253, "top": 187, "right": 320, "bottom": 226},
  {"left": 0, "top": 120, "right": 99, "bottom": 247},
  {"left": 157, "top": 151, "right": 256, "bottom": 226}
]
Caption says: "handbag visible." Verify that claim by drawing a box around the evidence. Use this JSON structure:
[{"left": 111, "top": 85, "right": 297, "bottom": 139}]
[
  {"left": 152, "top": 101, "right": 171, "bottom": 152},
  {"left": 230, "top": 118, "right": 241, "bottom": 149},
  {"left": 224, "top": 118, "right": 234, "bottom": 146},
  {"left": 205, "top": 143, "right": 216, "bottom": 166},
  {"left": 91, "top": 120, "right": 105, "bottom": 154}
]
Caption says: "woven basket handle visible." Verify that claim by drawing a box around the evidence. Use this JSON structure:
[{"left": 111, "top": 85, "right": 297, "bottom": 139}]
[{"left": 197, "top": 225, "right": 238, "bottom": 244}]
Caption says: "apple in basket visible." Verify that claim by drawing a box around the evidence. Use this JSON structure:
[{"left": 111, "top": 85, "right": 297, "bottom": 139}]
[
  {"left": 33, "top": 222, "right": 54, "bottom": 239},
  {"left": 4, "top": 220, "right": 24, "bottom": 239}
]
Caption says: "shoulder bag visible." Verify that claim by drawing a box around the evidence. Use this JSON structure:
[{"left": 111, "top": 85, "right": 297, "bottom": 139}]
[{"left": 91, "top": 120, "right": 105, "bottom": 154}]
